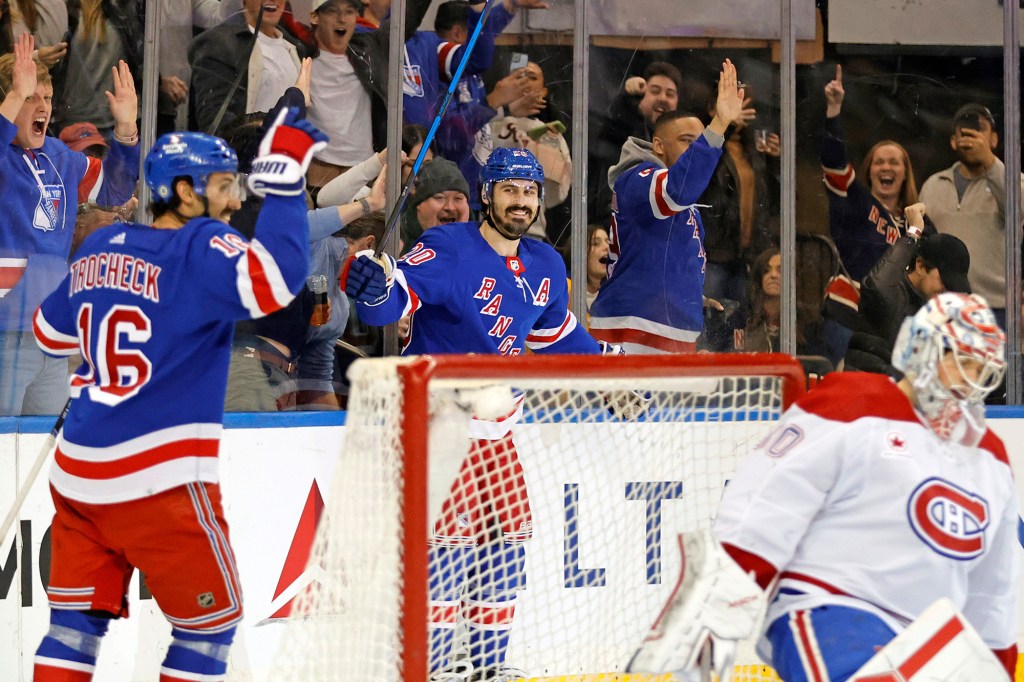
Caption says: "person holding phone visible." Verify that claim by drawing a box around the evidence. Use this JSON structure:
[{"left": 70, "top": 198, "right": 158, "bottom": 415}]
[
  {"left": 489, "top": 59, "right": 572, "bottom": 240},
  {"left": 919, "top": 103, "right": 1024, "bottom": 331}
]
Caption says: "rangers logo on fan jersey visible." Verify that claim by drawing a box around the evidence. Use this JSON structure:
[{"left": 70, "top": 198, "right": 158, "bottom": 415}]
[{"left": 908, "top": 477, "right": 989, "bottom": 560}]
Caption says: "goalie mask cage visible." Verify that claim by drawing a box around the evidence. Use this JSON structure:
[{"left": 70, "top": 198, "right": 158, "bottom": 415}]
[{"left": 271, "top": 353, "right": 805, "bottom": 682}]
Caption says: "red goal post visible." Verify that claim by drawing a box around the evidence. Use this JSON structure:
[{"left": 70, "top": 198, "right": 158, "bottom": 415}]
[{"left": 272, "top": 352, "right": 806, "bottom": 682}]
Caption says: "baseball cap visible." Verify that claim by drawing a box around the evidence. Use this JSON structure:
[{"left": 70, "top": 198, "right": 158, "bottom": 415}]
[
  {"left": 410, "top": 158, "right": 470, "bottom": 208},
  {"left": 59, "top": 122, "right": 109, "bottom": 153},
  {"left": 917, "top": 233, "right": 971, "bottom": 294},
  {"left": 312, "top": 0, "right": 362, "bottom": 12},
  {"left": 953, "top": 103, "right": 995, "bottom": 129}
]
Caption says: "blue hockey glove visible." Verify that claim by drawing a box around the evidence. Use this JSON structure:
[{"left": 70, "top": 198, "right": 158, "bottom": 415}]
[
  {"left": 344, "top": 250, "right": 396, "bottom": 304},
  {"left": 247, "top": 107, "right": 329, "bottom": 197}
]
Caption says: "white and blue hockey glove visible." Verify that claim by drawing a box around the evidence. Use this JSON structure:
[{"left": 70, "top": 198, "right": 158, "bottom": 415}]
[
  {"left": 597, "top": 341, "right": 653, "bottom": 419},
  {"left": 344, "top": 249, "right": 396, "bottom": 304},
  {"left": 247, "top": 107, "right": 328, "bottom": 197},
  {"left": 598, "top": 340, "right": 625, "bottom": 356}
]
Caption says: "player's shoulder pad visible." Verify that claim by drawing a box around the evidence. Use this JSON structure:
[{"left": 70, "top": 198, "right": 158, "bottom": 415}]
[{"left": 794, "top": 371, "right": 918, "bottom": 424}]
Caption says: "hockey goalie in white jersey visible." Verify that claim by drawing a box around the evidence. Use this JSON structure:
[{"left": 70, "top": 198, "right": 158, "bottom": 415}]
[{"left": 628, "top": 292, "right": 1020, "bottom": 681}]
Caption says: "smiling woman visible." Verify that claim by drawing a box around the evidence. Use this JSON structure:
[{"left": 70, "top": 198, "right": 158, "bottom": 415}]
[{"left": 820, "top": 64, "right": 935, "bottom": 283}]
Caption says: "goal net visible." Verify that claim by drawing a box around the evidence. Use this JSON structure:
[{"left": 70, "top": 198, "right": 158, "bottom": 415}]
[{"left": 271, "top": 353, "right": 806, "bottom": 682}]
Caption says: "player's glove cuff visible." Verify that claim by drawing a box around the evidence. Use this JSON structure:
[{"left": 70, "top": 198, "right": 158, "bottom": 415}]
[{"left": 247, "top": 154, "right": 306, "bottom": 197}]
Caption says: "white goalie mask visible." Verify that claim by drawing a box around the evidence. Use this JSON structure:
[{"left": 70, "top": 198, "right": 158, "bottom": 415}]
[{"left": 892, "top": 293, "right": 1006, "bottom": 441}]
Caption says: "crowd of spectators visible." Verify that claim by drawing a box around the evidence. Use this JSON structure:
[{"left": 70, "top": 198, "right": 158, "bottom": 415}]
[{"left": 0, "top": 0, "right": 1020, "bottom": 415}]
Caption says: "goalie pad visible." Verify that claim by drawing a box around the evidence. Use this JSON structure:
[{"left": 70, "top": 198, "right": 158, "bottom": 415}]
[
  {"left": 626, "top": 530, "right": 766, "bottom": 679},
  {"left": 851, "top": 598, "right": 1007, "bottom": 681}
]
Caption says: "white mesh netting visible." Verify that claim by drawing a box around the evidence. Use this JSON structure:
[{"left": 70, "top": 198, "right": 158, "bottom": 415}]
[{"left": 271, "top": 356, "right": 791, "bottom": 682}]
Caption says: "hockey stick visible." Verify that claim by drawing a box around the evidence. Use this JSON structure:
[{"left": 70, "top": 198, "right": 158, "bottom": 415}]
[
  {"left": 374, "top": 0, "right": 498, "bottom": 258},
  {"left": 0, "top": 398, "right": 71, "bottom": 543}
]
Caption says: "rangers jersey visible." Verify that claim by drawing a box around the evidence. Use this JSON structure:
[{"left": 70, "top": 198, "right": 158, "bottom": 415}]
[
  {"left": 0, "top": 115, "right": 138, "bottom": 330},
  {"left": 715, "top": 372, "right": 1021, "bottom": 662},
  {"left": 821, "top": 116, "right": 934, "bottom": 281},
  {"left": 32, "top": 194, "right": 309, "bottom": 504},
  {"left": 401, "top": 2, "right": 512, "bottom": 128},
  {"left": 589, "top": 134, "right": 723, "bottom": 353},
  {"left": 355, "top": 221, "right": 600, "bottom": 356}
]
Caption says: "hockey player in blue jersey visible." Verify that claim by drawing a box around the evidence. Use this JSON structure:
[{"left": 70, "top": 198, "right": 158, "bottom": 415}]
[
  {"left": 346, "top": 148, "right": 611, "bottom": 680},
  {"left": 590, "top": 59, "right": 747, "bottom": 354},
  {"left": 31, "top": 109, "right": 326, "bottom": 682}
]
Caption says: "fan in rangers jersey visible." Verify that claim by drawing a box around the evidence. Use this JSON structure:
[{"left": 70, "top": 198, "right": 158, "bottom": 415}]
[
  {"left": 590, "top": 59, "right": 747, "bottom": 354},
  {"left": 347, "top": 147, "right": 616, "bottom": 681},
  {"left": 0, "top": 33, "right": 139, "bottom": 416},
  {"left": 30, "top": 109, "right": 326, "bottom": 682},
  {"left": 713, "top": 292, "right": 1019, "bottom": 681}
]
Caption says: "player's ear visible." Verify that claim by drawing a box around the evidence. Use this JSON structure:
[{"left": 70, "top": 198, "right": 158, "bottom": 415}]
[
  {"left": 949, "top": 134, "right": 957, "bottom": 152},
  {"left": 652, "top": 135, "right": 665, "bottom": 157},
  {"left": 174, "top": 178, "right": 196, "bottom": 206},
  {"left": 310, "top": 11, "right": 318, "bottom": 26},
  {"left": 989, "top": 130, "right": 998, "bottom": 150}
]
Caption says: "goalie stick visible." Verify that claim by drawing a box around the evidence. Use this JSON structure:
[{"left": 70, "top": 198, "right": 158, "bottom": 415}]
[
  {"left": 374, "top": 0, "right": 498, "bottom": 258},
  {"left": 0, "top": 398, "right": 71, "bottom": 542}
]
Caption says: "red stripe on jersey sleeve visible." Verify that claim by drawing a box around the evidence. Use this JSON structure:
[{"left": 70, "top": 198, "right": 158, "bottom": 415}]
[
  {"left": 78, "top": 156, "right": 104, "bottom": 203},
  {"left": 33, "top": 310, "right": 79, "bottom": 354},
  {"left": 437, "top": 42, "right": 459, "bottom": 79},
  {"left": 652, "top": 171, "right": 681, "bottom": 218},
  {"left": 55, "top": 438, "right": 220, "bottom": 480},
  {"left": 823, "top": 164, "right": 854, "bottom": 195},
  {"left": 526, "top": 313, "right": 571, "bottom": 343},
  {"left": 245, "top": 247, "right": 280, "bottom": 315}
]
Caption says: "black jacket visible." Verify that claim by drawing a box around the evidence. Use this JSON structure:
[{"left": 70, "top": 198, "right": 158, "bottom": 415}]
[
  {"left": 698, "top": 128, "right": 779, "bottom": 265},
  {"left": 188, "top": 13, "right": 309, "bottom": 137},
  {"left": 344, "top": 0, "right": 433, "bottom": 150}
]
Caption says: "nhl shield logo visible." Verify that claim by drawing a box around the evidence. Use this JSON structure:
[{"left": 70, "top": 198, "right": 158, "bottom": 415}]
[{"left": 197, "top": 592, "right": 216, "bottom": 608}]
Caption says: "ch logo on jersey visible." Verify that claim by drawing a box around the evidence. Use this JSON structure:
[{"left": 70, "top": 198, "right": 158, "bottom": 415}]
[{"left": 908, "top": 477, "right": 989, "bottom": 560}]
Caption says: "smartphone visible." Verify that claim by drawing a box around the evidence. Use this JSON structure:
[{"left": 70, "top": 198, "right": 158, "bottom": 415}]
[
  {"left": 527, "top": 120, "right": 566, "bottom": 140},
  {"left": 956, "top": 115, "right": 981, "bottom": 132},
  {"left": 509, "top": 52, "right": 529, "bottom": 73}
]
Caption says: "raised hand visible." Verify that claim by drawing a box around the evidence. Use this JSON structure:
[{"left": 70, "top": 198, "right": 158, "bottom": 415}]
[
  {"left": 106, "top": 60, "right": 139, "bottom": 141},
  {"left": 508, "top": 88, "right": 546, "bottom": 118},
  {"left": 824, "top": 64, "right": 844, "bottom": 118},
  {"left": 708, "top": 59, "right": 744, "bottom": 135},
  {"left": 11, "top": 33, "right": 37, "bottom": 100},
  {"left": 487, "top": 69, "right": 529, "bottom": 109}
]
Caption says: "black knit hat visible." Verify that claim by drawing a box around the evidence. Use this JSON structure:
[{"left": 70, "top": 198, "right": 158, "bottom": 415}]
[{"left": 410, "top": 158, "right": 470, "bottom": 208}]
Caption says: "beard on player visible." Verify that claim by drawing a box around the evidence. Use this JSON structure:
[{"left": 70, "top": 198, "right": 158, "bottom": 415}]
[{"left": 486, "top": 197, "right": 538, "bottom": 241}]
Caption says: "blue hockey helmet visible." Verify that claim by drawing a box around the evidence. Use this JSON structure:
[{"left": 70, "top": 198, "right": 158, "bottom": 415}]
[
  {"left": 480, "top": 147, "right": 545, "bottom": 204},
  {"left": 145, "top": 132, "right": 238, "bottom": 202}
]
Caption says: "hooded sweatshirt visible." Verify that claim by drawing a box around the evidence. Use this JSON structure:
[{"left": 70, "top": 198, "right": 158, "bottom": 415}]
[{"left": 589, "top": 130, "right": 723, "bottom": 353}]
